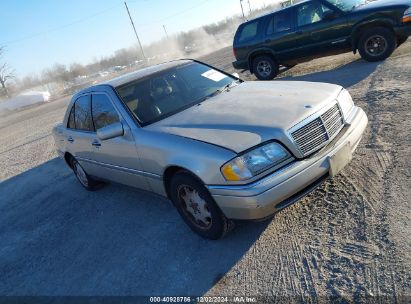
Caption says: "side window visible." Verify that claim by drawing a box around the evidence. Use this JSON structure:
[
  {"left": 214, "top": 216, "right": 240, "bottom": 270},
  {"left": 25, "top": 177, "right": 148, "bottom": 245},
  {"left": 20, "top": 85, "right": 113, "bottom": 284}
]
[
  {"left": 297, "top": 1, "right": 331, "bottom": 27},
  {"left": 92, "top": 94, "right": 120, "bottom": 131},
  {"left": 67, "top": 105, "right": 76, "bottom": 129},
  {"left": 238, "top": 20, "right": 259, "bottom": 42},
  {"left": 266, "top": 11, "right": 293, "bottom": 35},
  {"left": 74, "top": 95, "right": 93, "bottom": 131}
]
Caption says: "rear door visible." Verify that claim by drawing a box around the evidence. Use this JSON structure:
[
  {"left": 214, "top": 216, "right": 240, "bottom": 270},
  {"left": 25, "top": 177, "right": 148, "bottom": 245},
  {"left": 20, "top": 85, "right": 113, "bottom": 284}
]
[
  {"left": 263, "top": 9, "right": 299, "bottom": 61},
  {"left": 85, "top": 92, "right": 151, "bottom": 191},
  {"left": 293, "top": 0, "right": 350, "bottom": 57}
]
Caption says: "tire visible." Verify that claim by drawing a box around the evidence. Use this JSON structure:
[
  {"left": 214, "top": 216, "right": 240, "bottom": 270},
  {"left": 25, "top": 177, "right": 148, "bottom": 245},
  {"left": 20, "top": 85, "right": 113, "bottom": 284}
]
[
  {"left": 252, "top": 55, "right": 279, "bottom": 81},
  {"left": 397, "top": 36, "right": 408, "bottom": 47},
  {"left": 358, "top": 27, "right": 396, "bottom": 62},
  {"left": 70, "top": 157, "right": 102, "bottom": 191},
  {"left": 169, "top": 171, "right": 234, "bottom": 240}
]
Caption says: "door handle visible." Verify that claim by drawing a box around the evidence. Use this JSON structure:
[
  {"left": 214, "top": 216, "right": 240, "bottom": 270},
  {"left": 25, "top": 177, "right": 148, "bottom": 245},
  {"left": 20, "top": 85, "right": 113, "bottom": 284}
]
[
  {"left": 92, "top": 140, "right": 101, "bottom": 147},
  {"left": 67, "top": 137, "right": 74, "bottom": 143},
  {"left": 265, "top": 39, "right": 272, "bottom": 43},
  {"left": 296, "top": 30, "right": 303, "bottom": 35}
]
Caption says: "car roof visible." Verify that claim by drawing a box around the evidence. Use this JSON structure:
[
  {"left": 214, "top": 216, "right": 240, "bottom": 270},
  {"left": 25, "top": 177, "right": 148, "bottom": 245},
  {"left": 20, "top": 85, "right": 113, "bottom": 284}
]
[
  {"left": 243, "top": 0, "right": 310, "bottom": 23},
  {"left": 101, "top": 59, "right": 193, "bottom": 88}
]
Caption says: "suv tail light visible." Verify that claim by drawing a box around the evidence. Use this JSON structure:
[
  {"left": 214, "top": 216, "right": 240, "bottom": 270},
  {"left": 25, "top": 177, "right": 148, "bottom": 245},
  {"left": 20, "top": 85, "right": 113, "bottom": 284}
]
[{"left": 233, "top": 47, "right": 238, "bottom": 59}]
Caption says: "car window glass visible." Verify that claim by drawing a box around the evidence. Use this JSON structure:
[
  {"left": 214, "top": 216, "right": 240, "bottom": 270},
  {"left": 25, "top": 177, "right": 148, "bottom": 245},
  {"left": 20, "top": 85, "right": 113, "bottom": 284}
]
[
  {"left": 92, "top": 94, "right": 120, "bottom": 130},
  {"left": 297, "top": 2, "right": 331, "bottom": 26},
  {"left": 266, "top": 11, "right": 293, "bottom": 35},
  {"left": 67, "top": 105, "right": 76, "bottom": 129},
  {"left": 238, "top": 21, "right": 259, "bottom": 42},
  {"left": 74, "top": 95, "right": 93, "bottom": 131},
  {"left": 116, "top": 62, "right": 234, "bottom": 125}
]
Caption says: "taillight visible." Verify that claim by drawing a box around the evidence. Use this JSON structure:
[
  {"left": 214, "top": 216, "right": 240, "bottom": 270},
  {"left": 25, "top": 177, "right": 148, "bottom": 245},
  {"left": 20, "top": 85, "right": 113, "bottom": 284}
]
[{"left": 233, "top": 47, "right": 238, "bottom": 59}]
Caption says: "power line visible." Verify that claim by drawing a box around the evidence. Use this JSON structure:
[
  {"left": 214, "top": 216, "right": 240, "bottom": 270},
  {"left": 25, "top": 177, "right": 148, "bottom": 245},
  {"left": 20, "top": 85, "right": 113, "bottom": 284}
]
[
  {"left": 1, "top": 3, "right": 124, "bottom": 45},
  {"left": 2, "top": 0, "right": 215, "bottom": 45}
]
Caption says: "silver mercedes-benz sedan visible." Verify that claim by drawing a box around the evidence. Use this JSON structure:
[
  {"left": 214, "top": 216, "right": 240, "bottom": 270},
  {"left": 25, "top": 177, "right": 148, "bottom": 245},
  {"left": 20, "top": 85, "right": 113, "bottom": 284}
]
[{"left": 53, "top": 59, "right": 368, "bottom": 239}]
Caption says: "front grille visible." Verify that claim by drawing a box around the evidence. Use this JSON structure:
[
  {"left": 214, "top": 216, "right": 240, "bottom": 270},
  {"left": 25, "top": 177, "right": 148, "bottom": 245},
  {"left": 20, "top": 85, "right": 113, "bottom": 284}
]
[{"left": 291, "top": 104, "right": 344, "bottom": 156}]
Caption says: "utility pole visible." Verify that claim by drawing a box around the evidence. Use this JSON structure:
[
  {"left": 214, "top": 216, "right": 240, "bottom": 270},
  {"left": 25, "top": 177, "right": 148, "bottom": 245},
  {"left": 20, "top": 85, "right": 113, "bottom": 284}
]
[
  {"left": 124, "top": 1, "right": 146, "bottom": 61},
  {"left": 239, "top": 0, "right": 246, "bottom": 20},
  {"left": 163, "top": 24, "right": 169, "bottom": 40}
]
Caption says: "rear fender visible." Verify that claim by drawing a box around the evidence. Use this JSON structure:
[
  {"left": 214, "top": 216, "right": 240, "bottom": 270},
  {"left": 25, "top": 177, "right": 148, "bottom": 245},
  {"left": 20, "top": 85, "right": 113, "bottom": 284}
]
[{"left": 247, "top": 48, "right": 276, "bottom": 73}]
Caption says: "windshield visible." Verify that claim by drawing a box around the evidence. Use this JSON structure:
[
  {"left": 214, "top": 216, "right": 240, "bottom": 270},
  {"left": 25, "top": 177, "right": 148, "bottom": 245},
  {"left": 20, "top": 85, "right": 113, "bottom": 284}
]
[
  {"left": 326, "top": 0, "right": 367, "bottom": 11},
  {"left": 116, "top": 62, "right": 237, "bottom": 126}
]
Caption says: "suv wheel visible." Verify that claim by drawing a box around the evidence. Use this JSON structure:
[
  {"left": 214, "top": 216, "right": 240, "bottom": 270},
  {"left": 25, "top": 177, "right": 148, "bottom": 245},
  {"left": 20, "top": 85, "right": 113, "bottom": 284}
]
[
  {"left": 71, "top": 158, "right": 102, "bottom": 191},
  {"left": 253, "top": 56, "right": 279, "bottom": 80},
  {"left": 169, "top": 172, "right": 233, "bottom": 240},
  {"left": 397, "top": 36, "right": 408, "bottom": 47},
  {"left": 358, "top": 27, "right": 396, "bottom": 62}
]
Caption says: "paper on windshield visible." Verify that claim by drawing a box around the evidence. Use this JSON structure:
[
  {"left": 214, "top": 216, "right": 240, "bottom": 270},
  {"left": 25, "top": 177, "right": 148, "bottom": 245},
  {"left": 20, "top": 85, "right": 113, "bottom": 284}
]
[{"left": 201, "top": 69, "right": 227, "bottom": 82}]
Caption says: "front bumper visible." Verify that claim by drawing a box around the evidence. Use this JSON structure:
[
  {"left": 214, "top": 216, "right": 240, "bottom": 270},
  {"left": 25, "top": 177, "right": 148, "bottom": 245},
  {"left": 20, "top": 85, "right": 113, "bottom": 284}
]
[
  {"left": 394, "top": 23, "right": 411, "bottom": 37},
  {"left": 208, "top": 106, "right": 368, "bottom": 220}
]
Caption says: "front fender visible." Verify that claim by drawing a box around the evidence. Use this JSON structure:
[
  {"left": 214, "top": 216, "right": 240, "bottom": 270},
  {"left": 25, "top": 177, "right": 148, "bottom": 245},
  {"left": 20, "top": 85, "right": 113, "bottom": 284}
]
[
  {"left": 350, "top": 16, "right": 396, "bottom": 51},
  {"left": 135, "top": 130, "right": 236, "bottom": 186}
]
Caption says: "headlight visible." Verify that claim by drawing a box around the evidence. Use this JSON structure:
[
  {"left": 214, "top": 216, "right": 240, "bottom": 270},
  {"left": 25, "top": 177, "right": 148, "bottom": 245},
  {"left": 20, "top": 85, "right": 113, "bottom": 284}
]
[
  {"left": 221, "top": 142, "right": 292, "bottom": 181},
  {"left": 403, "top": 7, "right": 411, "bottom": 22},
  {"left": 337, "top": 89, "right": 354, "bottom": 121}
]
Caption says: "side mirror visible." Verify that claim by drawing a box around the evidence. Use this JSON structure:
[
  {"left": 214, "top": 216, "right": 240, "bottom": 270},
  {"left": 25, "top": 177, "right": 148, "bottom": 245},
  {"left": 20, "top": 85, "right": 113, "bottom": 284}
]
[
  {"left": 97, "top": 122, "right": 124, "bottom": 140},
  {"left": 232, "top": 72, "right": 240, "bottom": 79},
  {"left": 323, "top": 10, "right": 336, "bottom": 21}
]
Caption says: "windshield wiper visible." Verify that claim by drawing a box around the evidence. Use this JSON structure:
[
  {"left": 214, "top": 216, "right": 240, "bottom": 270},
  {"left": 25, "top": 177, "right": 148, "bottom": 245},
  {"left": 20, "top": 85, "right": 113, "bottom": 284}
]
[
  {"left": 212, "top": 81, "right": 238, "bottom": 96},
  {"left": 196, "top": 81, "right": 239, "bottom": 105}
]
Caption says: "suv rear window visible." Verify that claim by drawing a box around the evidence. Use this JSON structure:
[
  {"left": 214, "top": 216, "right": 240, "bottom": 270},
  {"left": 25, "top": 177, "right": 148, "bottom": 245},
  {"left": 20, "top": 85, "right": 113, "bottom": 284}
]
[
  {"left": 266, "top": 10, "right": 293, "bottom": 35},
  {"left": 237, "top": 20, "right": 260, "bottom": 43}
]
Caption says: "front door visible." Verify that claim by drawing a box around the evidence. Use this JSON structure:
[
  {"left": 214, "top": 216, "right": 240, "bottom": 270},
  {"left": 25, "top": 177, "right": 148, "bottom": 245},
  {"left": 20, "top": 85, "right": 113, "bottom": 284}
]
[
  {"left": 293, "top": 0, "right": 350, "bottom": 58},
  {"left": 85, "top": 92, "right": 151, "bottom": 191},
  {"left": 264, "top": 9, "right": 299, "bottom": 62}
]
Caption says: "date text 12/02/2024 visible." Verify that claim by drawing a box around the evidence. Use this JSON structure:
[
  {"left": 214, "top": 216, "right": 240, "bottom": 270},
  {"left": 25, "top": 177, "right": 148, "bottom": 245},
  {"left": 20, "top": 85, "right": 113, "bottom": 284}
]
[{"left": 149, "top": 296, "right": 257, "bottom": 303}]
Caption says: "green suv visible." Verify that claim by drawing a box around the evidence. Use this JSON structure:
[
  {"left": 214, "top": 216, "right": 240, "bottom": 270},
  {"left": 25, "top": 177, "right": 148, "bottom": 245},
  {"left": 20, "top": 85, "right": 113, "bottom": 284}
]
[{"left": 232, "top": 0, "right": 411, "bottom": 80}]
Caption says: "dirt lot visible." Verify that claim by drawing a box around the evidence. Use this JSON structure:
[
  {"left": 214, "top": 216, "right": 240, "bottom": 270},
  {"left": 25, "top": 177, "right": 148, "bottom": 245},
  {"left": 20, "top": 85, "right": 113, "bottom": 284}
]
[{"left": 0, "top": 41, "right": 410, "bottom": 301}]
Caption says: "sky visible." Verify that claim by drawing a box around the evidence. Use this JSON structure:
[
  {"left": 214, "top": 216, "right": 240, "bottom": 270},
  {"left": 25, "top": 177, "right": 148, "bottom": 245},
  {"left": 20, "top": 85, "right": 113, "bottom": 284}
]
[{"left": 0, "top": 0, "right": 279, "bottom": 78}]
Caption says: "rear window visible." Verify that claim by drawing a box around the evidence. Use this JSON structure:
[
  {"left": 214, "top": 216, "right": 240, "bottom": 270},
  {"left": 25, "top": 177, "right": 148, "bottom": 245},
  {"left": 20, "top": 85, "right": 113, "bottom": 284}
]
[
  {"left": 74, "top": 95, "right": 93, "bottom": 131},
  {"left": 237, "top": 20, "right": 260, "bottom": 43},
  {"left": 266, "top": 10, "right": 293, "bottom": 35}
]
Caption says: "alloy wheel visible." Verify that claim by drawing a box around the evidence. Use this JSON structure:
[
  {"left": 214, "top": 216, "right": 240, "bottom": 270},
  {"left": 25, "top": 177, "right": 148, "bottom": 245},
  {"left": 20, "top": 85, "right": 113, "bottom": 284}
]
[
  {"left": 365, "top": 35, "right": 387, "bottom": 57},
  {"left": 256, "top": 60, "right": 272, "bottom": 77},
  {"left": 178, "top": 185, "right": 212, "bottom": 229},
  {"left": 73, "top": 161, "right": 89, "bottom": 187}
]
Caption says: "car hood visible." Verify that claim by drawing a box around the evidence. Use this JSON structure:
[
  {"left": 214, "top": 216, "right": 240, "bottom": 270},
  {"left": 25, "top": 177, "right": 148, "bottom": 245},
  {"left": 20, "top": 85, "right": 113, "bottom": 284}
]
[
  {"left": 352, "top": 0, "right": 410, "bottom": 11},
  {"left": 146, "top": 81, "right": 343, "bottom": 153}
]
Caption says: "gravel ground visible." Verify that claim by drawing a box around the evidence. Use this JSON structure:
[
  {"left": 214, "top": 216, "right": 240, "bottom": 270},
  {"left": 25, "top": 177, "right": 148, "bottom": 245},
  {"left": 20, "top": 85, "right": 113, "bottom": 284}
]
[{"left": 0, "top": 41, "right": 410, "bottom": 301}]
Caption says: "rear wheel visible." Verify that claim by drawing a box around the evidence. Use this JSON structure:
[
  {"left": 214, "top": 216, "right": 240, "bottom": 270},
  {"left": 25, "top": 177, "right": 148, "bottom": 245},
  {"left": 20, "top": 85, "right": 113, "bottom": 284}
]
[
  {"left": 71, "top": 157, "right": 102, "bottom": 191},
  {"left": 169, "top": 172, "right": 233, "bottom": 239},
  {"left": 358, "top": 27, "right": 396, "bottom": 62},
  {"left": 252, "top": 55, "right": 279, "bottom": 81},
  {"left": 397, "top": 36, "right": 408, "bottom": 47}
]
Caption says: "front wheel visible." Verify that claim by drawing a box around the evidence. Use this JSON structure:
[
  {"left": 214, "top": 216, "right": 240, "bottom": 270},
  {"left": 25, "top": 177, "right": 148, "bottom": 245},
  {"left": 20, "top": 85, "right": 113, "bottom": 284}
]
[
  {"left": 169, "top": 172, "right": 233, "bottom": 239},
  {"left": 253, "top": 56, "right": 279, "bottom": 81},
  {"left": 358, "top": 27, "right": 396, "bottom": 62}
]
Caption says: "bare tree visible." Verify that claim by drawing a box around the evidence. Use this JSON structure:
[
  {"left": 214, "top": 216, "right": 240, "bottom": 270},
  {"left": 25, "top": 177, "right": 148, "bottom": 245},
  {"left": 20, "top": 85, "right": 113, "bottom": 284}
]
[{"left": 0, "top": 46, "right": 15, "bottom": 97}]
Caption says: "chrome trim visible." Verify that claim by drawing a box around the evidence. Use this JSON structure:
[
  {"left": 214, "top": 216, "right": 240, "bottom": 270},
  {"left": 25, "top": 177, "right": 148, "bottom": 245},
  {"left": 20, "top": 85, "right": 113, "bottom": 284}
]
[
  {"left": 77, "top": 157, "right": 162, "bottom": 180},
  {"left": 288, "top": 101, "right": 345, "bottom": 157},
  {"left": 331, "top": 39, "right": 347, "bottom": 45}
]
